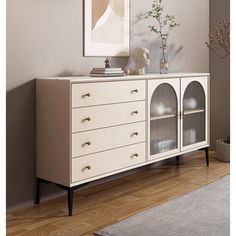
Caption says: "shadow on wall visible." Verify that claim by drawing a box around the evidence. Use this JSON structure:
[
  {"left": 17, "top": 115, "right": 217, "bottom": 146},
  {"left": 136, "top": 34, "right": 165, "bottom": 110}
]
[
  {"left": 6, "top": 81, "right": 36, "bottom": 208},
  {"left": 6, "top": 80, "right": 62, "bottom": 210},
  {"left": 128, "top": 13, "right": 184, "bottom": 72},
  {"left": 146, "top": 41, "right": 184, "bottom": 73}
]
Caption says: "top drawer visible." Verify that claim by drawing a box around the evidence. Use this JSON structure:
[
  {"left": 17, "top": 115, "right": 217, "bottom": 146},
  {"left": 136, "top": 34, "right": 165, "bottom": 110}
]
[{"left": 72, "top": 80, "right": 145, "bottom": 108}]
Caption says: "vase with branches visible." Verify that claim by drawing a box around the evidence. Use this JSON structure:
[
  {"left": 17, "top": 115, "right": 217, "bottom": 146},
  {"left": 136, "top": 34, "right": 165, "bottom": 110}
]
[
  {"left": 206, "top": 20, "right": 230, "bottom": 162},
  {"left": 143, "top": 0, "right": 180, "bottom": 73}
]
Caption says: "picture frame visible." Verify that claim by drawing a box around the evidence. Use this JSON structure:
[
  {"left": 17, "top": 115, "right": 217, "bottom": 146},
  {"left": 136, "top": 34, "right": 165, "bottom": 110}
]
[{"left": 84, "top": 0, "right": 130, "bottom": 57}]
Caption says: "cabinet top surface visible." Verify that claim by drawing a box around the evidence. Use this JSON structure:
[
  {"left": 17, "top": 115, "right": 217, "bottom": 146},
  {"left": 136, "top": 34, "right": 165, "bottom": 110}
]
[{"left": 37, "top": 73, "right": 210, "bottom": 83}]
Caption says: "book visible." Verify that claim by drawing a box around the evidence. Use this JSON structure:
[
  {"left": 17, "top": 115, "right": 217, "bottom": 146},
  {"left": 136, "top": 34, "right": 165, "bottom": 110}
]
[
  {"left": 89, "top": 73, "right": 125, "bottom": 77},
  {"left": 92, "top": 68, "right": 122, "bottom": 72},
  {"left": 90, "top": 70, "right": 124, "bottom": 74}
]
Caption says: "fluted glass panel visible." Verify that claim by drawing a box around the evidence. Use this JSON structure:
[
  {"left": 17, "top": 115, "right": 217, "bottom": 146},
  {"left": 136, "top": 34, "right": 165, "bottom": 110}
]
[
  {"left": 150, "top": 118, "right": 177, "bottom": 155},
  {"left": 183, "top": 82, "right": 205, "bottom": 147},
  {"left": 150, "top": 84, "right": 178, "bottom": 156},
  {"left": 183, "top": 81, "right": 205, "bottom": 111},
  {"left": 150, "top": 83, "right": 177, "bottom": 118}
]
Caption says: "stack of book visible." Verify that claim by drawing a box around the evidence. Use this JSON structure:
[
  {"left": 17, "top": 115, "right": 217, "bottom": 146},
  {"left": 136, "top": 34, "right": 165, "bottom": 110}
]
[{"left": 90, "top": 68, "right": 125, "bottom": 77}]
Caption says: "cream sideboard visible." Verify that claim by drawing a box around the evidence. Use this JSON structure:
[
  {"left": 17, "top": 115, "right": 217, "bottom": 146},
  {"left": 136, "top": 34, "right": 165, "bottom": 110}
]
[{"left": 36, "top": 73, "right": 210, "bottom": 216}]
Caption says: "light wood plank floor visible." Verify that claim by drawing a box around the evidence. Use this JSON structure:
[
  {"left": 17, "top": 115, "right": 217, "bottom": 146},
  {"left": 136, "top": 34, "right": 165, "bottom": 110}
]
[{"left": 7, "top": 151, "right": 230, "bottom": 236}]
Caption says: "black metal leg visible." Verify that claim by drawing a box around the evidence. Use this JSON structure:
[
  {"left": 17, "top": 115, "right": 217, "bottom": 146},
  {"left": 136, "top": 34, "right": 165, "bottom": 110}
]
[
  {"left": 176, "top": 156, "right": 180, "bottom": 161},
  {"left": 67, "top": 188, "right": 74, "bottom": 216},
  {"left": 35, "top": 178, "right": 40, "bottom": 204},
  {"left": 35, "top": 178, "right": 87, "bottom": 216},
  {"left": 205, "top": 147, "right": 209, "bottom": 167}
]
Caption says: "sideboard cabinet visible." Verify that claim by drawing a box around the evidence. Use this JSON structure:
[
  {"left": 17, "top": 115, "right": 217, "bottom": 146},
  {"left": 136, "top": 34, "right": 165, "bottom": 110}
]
[{"left": 36, "top": 73, "right": 210, "bottom": 216}]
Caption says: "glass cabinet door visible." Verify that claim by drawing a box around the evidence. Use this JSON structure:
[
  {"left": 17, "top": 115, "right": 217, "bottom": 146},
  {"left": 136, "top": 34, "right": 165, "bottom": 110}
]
[
  {"left": 149, "top": 81, "right": 180, "bottom": 159},
  {"left": 182, "top": 79, "right": 208, "bottom": 149}
]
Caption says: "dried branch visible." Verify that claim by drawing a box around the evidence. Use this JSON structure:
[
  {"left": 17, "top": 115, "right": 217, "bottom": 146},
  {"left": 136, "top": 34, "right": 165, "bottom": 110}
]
[{"left": 206, "top": 21, "right": 230, "bottom": 59}]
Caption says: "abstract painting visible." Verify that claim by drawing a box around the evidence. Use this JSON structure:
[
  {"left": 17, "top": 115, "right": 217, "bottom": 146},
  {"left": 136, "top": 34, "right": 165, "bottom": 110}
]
[{"left": 84, "top": 0, "right": 129, "bottom": 57}]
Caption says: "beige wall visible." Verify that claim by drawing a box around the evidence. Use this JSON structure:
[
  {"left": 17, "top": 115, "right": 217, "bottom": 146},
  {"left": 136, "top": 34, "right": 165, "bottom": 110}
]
[
  {"left": 7, "top": 0, "right": 209, "bottom": 209},
  {"left": 210, "top": 0, "right": 230, "bottom": 149}
]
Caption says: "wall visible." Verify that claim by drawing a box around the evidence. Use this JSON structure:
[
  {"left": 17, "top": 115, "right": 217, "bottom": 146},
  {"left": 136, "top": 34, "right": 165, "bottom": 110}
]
[
  {"left": 7, "top": 0, "right": 209, "bottom": 210},
  {"left": 210, "top": 0, "right": 230, "bottom": 149}
]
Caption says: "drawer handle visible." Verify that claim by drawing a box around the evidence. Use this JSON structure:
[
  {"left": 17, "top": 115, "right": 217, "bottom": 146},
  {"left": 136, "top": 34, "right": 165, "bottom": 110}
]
[
  {"left": 82, "top": 117, "right": 91, "bottom": 122},
  {"left": 131, "top": 89, "right": 138, "bottom": 93},
  {"left": 82, "top": 165, "right": 92, "bottom": 171},
  {"left": 131, "top": 132, "right": 139, "bottom": 137},
  {"left": 131, "top": 111, "right": 139, "bottom": 115},
  {"left": 131, "top": 153, "right": 139, "bottom": 159},
  {"left": 83, "top": 141, "right": 92, "bottom": 147},
  {"left": 82, "top": 93, "right": 91, "bottom": 98}
]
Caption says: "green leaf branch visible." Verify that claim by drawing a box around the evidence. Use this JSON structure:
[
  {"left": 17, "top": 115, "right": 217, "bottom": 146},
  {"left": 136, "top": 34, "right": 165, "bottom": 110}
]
[{"left": 143, "top": 0, "right": 180, "bottom": 59}]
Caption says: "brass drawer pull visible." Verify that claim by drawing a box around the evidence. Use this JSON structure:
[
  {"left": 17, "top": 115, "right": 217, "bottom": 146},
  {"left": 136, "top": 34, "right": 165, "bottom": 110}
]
[
  {"left": 82, "top": 93, "right": 91, "bottom": 98},
  {"left": 131, "top": 153, "right": 139, "bottom": 159},
  {"left": 131, "top": 132, "right": 139, "bottom": 137},
  {"left": 131, "top": 110, "right": 139, "bottom": 115},
  {"left": 83, "top": 141, "right": 91, "bottom": 147},
  {"left": 131, "top": 89, "right": 138, "bottom": 93},
  {"left": 82, "top": 165, "right": 91, "bottom": 171},
  {"left": 82, "top": 117, "right": 91, "bottom": 122}
]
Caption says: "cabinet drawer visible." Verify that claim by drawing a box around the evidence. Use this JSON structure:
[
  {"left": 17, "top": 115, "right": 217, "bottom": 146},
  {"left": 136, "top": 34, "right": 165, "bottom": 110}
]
[
  {"left": 72, "top": 122, "right": 145, "bottom": 157},
  {"left": 72, "top": 80, "right": 145, "bottom": 108},
  {"left": 72, "top": 101, "right": 146, "bottom": 132},
  {"left": 72, "top": 143, "right": 145, "bottom": 182}
]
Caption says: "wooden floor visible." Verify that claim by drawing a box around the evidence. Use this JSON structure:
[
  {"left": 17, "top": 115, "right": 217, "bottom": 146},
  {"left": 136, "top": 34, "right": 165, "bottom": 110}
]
[{"left": 7, "top": 151, "right": 230, "bottom": 236}]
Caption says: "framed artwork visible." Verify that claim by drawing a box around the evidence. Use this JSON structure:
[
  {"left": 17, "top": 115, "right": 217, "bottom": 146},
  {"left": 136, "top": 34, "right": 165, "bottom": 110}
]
[{"left": 84, "top": 0, "right": 130, "bottom": 57}]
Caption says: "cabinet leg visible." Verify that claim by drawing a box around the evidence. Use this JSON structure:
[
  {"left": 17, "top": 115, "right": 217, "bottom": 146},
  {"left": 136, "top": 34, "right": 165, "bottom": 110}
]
[
  {"left": 35, "top": 178, "right": 40, "bottom": 204},
  {"left": 176, "top": 156, "right": 180, "bottom": 161},
  {"left": 205, "top": 147, "right": 209, "bottom": 167},
  {"left": 34, "top": 178, "right": 84, "bottom": 216},
  {"left": 67, "top": 188, "right": 74, "bottom": 216}
]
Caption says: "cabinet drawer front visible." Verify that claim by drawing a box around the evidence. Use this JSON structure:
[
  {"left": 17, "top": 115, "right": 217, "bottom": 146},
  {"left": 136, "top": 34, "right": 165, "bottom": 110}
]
[
  {"left": 72, "top": 143, "right": 145, "bottom": 182},
  {"left": 72, "top": 101, "right": 146, "bottom": 132},
  {"left": 72, "top": 122, "right": 145, "bottom": 158},
  {"left": 72, "top": 80, "right": 145, "bottom": 108}
]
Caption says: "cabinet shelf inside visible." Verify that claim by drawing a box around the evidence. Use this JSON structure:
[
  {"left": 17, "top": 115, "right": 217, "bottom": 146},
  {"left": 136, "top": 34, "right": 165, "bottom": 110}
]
[
  {"left": 150, "top": 113, "right": 177, "bottom": 121},
  {"left": 150, "top": 109, "right": 205, "bottom": 121},
  {"left": 184, "top": 109, "right": 205, "bottom": 115}
]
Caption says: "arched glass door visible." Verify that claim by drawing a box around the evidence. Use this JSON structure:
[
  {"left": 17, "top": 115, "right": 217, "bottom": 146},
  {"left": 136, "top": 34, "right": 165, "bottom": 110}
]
[
  {"left": 182, "top": 81, "right": 206, "bottom": 147},
  {"left": 150, "top": 83, "right": 178, "bottom": 156}
]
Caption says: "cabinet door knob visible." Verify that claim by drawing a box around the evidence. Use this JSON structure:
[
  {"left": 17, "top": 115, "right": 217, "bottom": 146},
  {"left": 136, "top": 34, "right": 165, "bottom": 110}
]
[
  {"left": 83, "top": 117, "right": 91, "bottom": 122},
  {"left": 82, "top": 165, "right": 91, "bottom": 171},
  {"left": 131, "top": 89, "right": 138, "bottom": 93},
  {"left": 82, "top": 93, "right": 91, "bottom": 98},
  {"left": 131, "top": 111, "right": 139, "bottom": 115},
  {"left": 131, "top": 132, "right": 139, "bottom": 137},
  {"left": 131, "top": 153, "right": 139, "bottom": 159},
  {"left": 83, "top": 141, "right": 91, "bottom": 147}
]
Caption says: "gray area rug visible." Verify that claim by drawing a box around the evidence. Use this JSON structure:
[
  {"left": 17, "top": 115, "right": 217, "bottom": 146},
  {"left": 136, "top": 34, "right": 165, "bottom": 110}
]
[{"left": 95, "top": 176, "right": 230, "bottom": 236}]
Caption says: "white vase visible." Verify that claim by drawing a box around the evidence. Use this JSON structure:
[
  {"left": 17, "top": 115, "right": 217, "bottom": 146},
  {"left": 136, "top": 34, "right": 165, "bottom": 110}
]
[
  {"left": 183, "top": 98, "right": 198, "bottom": 110},
  {"left": 151, "top": 102, "right": 165, "bottom": 116}
]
